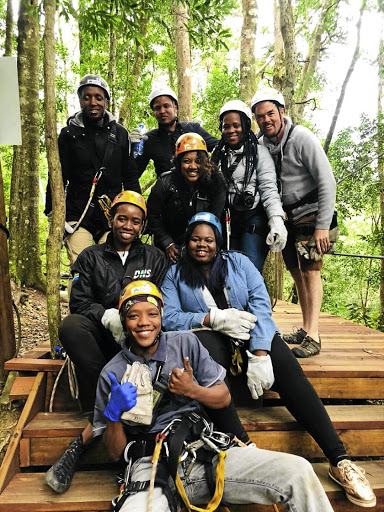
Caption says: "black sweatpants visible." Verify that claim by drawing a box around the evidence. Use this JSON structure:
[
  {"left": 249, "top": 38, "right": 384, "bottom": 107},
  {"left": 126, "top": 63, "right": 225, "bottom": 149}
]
[
  {"left": 195, "top": 331, "right": 347, "bottom": 466},
  {"left": 59, "top": 314, "right": 121, "bottom": 413}
]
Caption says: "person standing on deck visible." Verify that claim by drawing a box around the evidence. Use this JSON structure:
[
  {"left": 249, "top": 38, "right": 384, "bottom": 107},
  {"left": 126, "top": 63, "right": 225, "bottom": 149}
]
[
  {"left": 131, "top": 85, "right": 219, "bottom": 178},
  {"left": 45, "top": 191, "right": 168, "bottom": 494},
  {"left": 252, "top": 87, "right": 337, "bottom": 358}
]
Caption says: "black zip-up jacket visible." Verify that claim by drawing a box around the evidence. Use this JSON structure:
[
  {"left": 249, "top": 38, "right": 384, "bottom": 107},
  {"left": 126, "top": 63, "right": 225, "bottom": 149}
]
[
  {"left": 70, "top": 234, "right": 169, "bottom": 325},
  {"left": 45, "top": 112, "right": 140, "bottom": 235},
  {"left": 135, "top": 121, "right": 219, "bottom": 178},
  {"left": 146, "top": 170, "right": 226, "bottom": 251}
]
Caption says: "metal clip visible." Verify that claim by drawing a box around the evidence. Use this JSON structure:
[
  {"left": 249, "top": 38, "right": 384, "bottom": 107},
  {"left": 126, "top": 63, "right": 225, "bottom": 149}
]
[{"left": 201, "top": 434, "right": 221, "bottom": 454}]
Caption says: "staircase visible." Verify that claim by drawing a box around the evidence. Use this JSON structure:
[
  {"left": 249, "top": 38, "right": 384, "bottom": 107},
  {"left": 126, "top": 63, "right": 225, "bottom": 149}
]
[{"left": 0, "top": 301, "right": 383, "bottom": 511}]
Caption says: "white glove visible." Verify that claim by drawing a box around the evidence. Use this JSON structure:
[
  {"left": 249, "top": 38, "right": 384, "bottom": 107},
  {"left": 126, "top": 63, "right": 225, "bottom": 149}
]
[
  {"left": 246, "top": 350, "right": 275, "bottom": 400},
  {"left": 266, "top": 216, "right": 287, "bottom": 252},
  {"left": 101, "top": 308, "right": 125, "bottom": 344},
  {"left": 210, "top": 308, "right": 257, "bottom": 340},
  {"left": 130, "top": 127, "right": 143, "bottom": 143},
  {"left": 121, "top": 362, "right": 153, "bottom": 425}
]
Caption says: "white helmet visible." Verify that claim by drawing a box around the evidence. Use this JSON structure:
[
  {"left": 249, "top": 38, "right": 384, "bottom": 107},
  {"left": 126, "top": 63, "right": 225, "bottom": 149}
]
[
  {"left": 148, "top": 86, "right": 178, "bottom": 109},
  {"left": 219, "top": 100, "right": 252, "bottom": 123},
  {"left": 251, "top": 88, "right": 285, "bottom": 113}
]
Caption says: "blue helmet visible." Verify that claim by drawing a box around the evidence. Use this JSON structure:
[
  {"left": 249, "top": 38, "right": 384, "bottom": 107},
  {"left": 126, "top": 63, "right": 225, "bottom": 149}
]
[{"left": 188, "top": 212, "right": 222, "bottom": 235}]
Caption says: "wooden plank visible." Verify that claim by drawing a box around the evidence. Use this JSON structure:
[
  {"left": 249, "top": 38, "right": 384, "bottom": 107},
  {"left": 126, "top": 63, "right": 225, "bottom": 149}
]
[
  {"left": 19, "top": 438, "right": 30, "bottom": 467},
  {"left": 23, "top": 412, "right": 87, "bottom": 437},
  {"left": 9, "top": 376, "right": 35, "bottom": 400},
  {"left": 4, "top": 358, "right": 64, "bottom": 372},
  {"left": 28, "top": 437, "right": 113, "bottom": 467},
  {"left": 0, "top": 471, "right": 115, "bottom": 511},
  {"left": 0, "top": 372, "right": 46, "bottom": 493},
  {"left": 264, "top": 377, "right": 384, "bottom": 399}
]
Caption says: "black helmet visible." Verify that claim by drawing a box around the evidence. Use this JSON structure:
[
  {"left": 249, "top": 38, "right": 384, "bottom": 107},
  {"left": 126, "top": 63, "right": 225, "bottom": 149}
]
[{"left": 77, "top": 74, "right": 110, "bottom": 101}]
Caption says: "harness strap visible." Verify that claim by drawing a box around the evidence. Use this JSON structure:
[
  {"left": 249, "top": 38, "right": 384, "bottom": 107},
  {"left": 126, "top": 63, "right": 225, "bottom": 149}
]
[{"left": 175, "top": 450, "right": 227, "bottom": 512}]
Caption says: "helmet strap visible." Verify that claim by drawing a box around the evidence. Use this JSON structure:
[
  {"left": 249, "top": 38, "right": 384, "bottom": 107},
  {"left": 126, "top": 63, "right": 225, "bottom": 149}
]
[{"left": 159, "top": 116, "right": 178, "bottom": 129}]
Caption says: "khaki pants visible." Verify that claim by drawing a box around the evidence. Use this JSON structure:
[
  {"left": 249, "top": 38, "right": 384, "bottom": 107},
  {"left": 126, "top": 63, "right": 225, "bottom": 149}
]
[{"left": 65, "top": 224, "right": 109, "bottom": 298}]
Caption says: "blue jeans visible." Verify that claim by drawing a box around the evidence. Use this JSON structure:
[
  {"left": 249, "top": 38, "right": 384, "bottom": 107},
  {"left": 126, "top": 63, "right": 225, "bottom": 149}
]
[
  {"left": 118, "top": 446, "right": 333, "bottom": 512},
  {"left": 230, "top": 214, "right": 269, "bottom": 272}
]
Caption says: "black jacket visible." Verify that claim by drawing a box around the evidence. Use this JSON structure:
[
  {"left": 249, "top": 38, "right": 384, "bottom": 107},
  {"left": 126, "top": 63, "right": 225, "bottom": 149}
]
[
  {"left": 136, "top": 121, "right": 219, "bottom": 177},
  {"left": 45, "top": 112, "right": 140, "bottom": 235},
  {"left": 70, "top": 234, "right": 169, "bottom": 324},
  {"left": 146, "top": 170, "right": 226, "bottom": 251}
]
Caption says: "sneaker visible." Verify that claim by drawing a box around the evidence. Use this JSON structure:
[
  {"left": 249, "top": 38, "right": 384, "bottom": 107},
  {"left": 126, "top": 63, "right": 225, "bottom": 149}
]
[
  {"left": 329, "top": 460, "right": 376, "bottom": 508},
  {"left": 45, "top": 434, "right": 85, "bottom": 493},
  {"left": 283, "top": 327, "right": 307, "bottom": 344},
  {"left": 291, "top": 335, "right": 321, "bottom": 358}
]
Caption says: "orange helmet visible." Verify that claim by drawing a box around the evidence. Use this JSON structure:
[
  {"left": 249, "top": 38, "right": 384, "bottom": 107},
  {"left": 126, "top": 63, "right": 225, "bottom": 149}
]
[
  {"left": 175, "top": 133, "right": 208, "bottom": 158},
  {"left": 110, "top": 190, "right": 147, "bottom": 218},
  {"left": 119, "top": 280, "right": 164, "bottom": 326}
]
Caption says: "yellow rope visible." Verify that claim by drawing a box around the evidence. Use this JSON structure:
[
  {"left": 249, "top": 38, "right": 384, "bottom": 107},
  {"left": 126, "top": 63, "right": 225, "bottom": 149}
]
[
  {"left": 176, "top": 450, "right": 227, "bottom": 512},
  {"left": 147, "top": 433, "right": 165, "bottom": 512},
  {"left": 230, "top": 347, "right": 243, "bottom": 376}
]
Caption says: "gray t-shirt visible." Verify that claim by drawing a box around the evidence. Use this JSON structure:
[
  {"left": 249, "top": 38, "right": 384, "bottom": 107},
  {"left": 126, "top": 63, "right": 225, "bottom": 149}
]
[{"left": 93, "top": 331, "right": 226, "bottom": 437}]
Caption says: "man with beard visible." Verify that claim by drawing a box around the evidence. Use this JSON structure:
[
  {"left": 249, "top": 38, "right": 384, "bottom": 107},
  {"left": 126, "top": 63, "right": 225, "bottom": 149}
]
[{"left": 44, "top": 74, "right": 140, "bottom": 266}]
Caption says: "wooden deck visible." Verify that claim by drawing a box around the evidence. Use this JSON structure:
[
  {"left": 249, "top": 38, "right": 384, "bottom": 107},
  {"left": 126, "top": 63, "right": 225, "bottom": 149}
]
[{"left": 0, "top": 300, "right": 384, "bottom": 511}]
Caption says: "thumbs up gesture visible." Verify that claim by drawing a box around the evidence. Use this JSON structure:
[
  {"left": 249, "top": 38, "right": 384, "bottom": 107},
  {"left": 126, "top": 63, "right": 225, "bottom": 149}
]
[
  {"left": 168, "top": 357, "right": 194, "bottom": 397},
  {"left": 104, "top": 373, "right": 137, "bottom": 422}
]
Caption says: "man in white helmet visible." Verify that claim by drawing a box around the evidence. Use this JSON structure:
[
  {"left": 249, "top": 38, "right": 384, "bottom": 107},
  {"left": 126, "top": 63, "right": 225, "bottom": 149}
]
[
  {"left": 44, "top": 74, "right": 141, "bottom": 268},
  {"left": 251, "top": 87, "right": 337, "bottom": 359},
  {"left": 132, "top": 85, "right": 218, "bottom": 177}
]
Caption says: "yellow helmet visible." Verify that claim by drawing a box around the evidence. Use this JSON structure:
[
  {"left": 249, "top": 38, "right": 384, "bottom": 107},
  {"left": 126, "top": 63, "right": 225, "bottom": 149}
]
[
  {"left": 175, "top": 133, "right": 207, "bottom": 158},
  {"left": 119, "top": 280, "right": 164, "bottom": 313},
  {"left": 110, "top": 190, "right": 147, "bottom": 218}
]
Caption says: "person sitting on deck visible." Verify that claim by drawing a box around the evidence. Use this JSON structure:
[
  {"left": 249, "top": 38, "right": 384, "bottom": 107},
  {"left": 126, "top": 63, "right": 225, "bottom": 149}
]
[
  {"left": 160, "top": 211, "right": 376, "bottom": 509},
  {"left": 93, "top": 280, "right": 334, "bottom": 512},
  {"left": 45, "top": 191, "right": 169, "bottom": 494}
]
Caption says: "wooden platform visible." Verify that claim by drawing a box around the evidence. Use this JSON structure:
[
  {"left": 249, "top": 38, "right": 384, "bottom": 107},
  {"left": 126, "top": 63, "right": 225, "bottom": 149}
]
[{"left": 1, "top": 300, "right": 383, "bottom": 511}]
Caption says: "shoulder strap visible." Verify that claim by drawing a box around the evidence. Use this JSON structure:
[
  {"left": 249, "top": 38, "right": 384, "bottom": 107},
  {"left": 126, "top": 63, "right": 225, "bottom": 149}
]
[
  {"left": 89, "top": 122, "right": 118, "bottom": 174},
  {"left": 275, "top": 124, "right": 295, "bottom": 178}
]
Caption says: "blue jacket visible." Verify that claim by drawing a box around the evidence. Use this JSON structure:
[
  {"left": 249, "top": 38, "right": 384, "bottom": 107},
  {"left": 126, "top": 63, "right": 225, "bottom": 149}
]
[{"left": 161, "top": 251, "right": 278, "bottom": 352}]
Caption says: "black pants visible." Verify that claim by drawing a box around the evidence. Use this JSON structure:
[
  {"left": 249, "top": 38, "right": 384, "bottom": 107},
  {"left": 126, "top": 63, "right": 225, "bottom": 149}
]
[
  {"left": 59, "top": 314, "right": 121, "bottom": 413},
  {"left": 195, "top": 331, "right": 347, "bottom": 465}
]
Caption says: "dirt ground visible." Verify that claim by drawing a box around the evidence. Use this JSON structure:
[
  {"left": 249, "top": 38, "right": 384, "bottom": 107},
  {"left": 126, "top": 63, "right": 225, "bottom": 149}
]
[{"left": 0, "top": 284, "right": 69, "bottom": 465}]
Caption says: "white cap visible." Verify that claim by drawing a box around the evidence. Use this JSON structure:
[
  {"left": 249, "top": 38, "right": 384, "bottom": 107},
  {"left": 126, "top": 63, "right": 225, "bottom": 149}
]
[
  {"left": 251, "top": 88, "right": 285, "bottom": 112},
  {"left": 148, "top": 86, "right": 178, "bottom": 108},
  {"left": 219, "top": 100, "right": 252, "bottom": 123}
]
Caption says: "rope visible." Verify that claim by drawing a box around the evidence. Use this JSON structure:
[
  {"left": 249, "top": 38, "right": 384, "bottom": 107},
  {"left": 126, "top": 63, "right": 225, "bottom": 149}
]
[
  {"left": 49, "top": 355, "right": 80, "bottom": 412},
  {"left": 175, "top": 450, "right": 227, "bottom": 512},
  {"left": 148, "top": 433, "right": 165, "bottom": 512},
  {"left": 12, "top": 300, "right": 22, "bottom": 357}
]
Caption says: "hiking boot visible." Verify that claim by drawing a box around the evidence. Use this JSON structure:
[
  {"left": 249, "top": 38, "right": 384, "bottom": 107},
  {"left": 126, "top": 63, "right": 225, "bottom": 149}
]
[
  {"left": 292, "top": 335, "right": 321, "bottom": 358},
  {"left": 329, "top": 460, "right": 376, "bottom": 508},
  {"left": 283, "top": 327, "right": 307, "bottom": 344},
  {"left": 45, "top": 434, "right": 85, "bottom": 493}
]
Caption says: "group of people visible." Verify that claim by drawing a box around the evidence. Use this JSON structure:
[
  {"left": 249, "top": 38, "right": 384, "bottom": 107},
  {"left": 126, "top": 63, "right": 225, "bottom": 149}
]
[{"left": 42, "top": 74, "right": 376, "bottom": 510}]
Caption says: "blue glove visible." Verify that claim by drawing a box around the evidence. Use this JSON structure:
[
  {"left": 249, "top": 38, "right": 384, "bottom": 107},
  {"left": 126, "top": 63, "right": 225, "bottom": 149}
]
[{"left": 104, "top": 373, "right": 137, "bottom": 422}]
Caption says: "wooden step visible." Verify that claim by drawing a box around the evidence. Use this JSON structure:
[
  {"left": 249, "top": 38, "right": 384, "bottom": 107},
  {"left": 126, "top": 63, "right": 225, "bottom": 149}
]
[
  {"left": 9, "top": 376, "right": 36, "bottom": 400},
  {"left": 0, "top": 462, "right": 383, "bottom": 512},
  {"left": 4, "top": 358, "right": 64, "bottom": 372},
  {"left": 21, "top": 405, "right": 384, "bottom": 467}
]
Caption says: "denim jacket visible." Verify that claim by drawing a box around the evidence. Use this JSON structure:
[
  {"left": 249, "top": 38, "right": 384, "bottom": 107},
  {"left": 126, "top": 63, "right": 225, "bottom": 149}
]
[{"left": 161, "top": 251, "right": 278, "bottom": 352}]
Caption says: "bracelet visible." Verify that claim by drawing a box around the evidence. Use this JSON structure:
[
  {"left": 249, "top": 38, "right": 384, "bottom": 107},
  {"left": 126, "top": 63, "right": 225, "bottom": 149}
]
[{"left": 165, "top": 243, "right": 175, "bottom": 251}]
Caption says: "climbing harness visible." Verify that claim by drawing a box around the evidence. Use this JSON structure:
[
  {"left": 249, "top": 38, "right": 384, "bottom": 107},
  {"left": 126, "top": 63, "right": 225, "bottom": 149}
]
[{"left": 112, "top": 412, "right": 233, "bottom": 512}]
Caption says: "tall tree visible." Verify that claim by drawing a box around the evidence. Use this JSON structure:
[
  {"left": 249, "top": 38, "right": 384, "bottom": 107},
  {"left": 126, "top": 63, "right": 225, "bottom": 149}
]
[
  {"left": 323, "top": 2, "right": 364, "bottom": 153},
  {"left": 8, "top": 0, "right": 45, "bottom": 291},
  {"left": 378, "top": 3, "right": 384, "bottom": 330},
  {"left": 44, "top": 0, "right": 66, "bottom": 351},
  {"left": 240, "top": 0, "right": 257, "bottom": 103},
  {"left": 278, "top": 0, "right": 296, "bottom": 119},
  {"left": 4, "top": 0, "right": 13, "bottom": 56},
  {"left": 174, "top": 1, "right": 192, "bottom": 121}
]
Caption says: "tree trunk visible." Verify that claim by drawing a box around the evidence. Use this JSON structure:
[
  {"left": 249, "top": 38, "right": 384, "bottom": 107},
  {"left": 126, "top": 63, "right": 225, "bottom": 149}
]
[
  {"left": 273, "top": 0, "right": 285, "bottom": 93},
  {"left": 118, "top": 13, "right": 148, "bottom": 128},
  {"left": 262, "top": 251, "right": 284, "bottom": 303},
  {"left": 323, "top": 2, "right": 363, "bottom": 154},
  {"left": 44, "top": 0, "right": 66, "bottom": 353},
  {"left": 4, "top": 0, "right": 13, "bottom": 56},
  {"left": 174, "top": 2, "right": 192, "bottom": 122},
  {"left": 0, "top": 160, "right": 16, "bottom": 382},
  {"left": 108, "top": 0, "right": 117, "bottom": 116},
  {"left": 378, "top": 31, "right": 384, "bottom": 331},
  {"left": 240, "top": 0, "right": 257, "bottom": 103},
  {"left": 278, "top": 0, "right": 296, "bottom": 120},
  {"left": 9, "top": 0, "right": 45, "bottom": 291}
]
